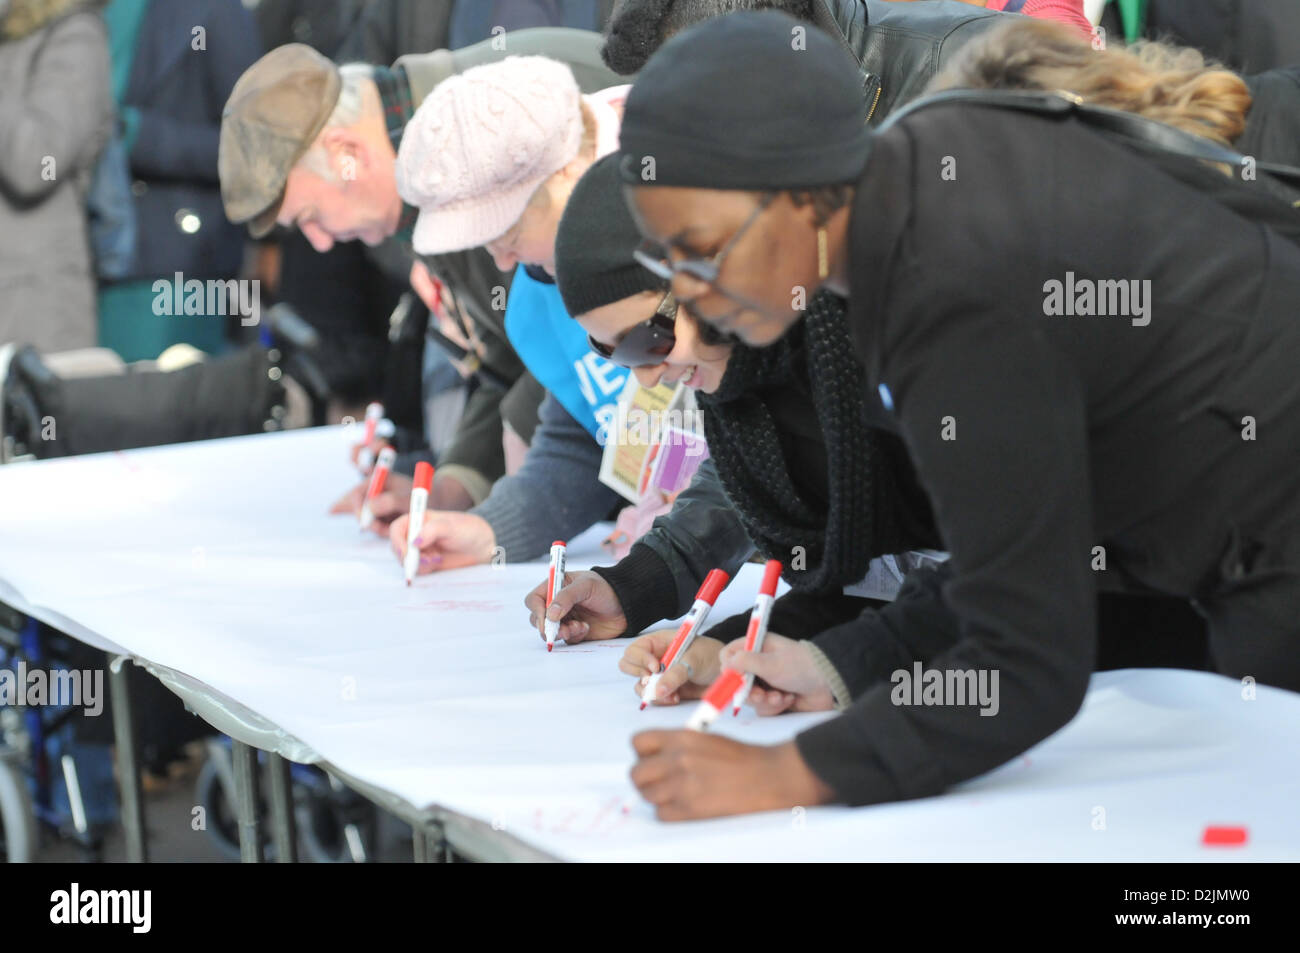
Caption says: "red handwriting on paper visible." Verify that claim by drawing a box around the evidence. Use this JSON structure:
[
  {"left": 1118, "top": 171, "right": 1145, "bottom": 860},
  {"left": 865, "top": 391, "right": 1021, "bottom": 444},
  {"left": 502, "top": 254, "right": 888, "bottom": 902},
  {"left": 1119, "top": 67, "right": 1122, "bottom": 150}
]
[
  {"left": 528, "top": 797, "right": 635, "bottom": 836},
  {"left": 397, "top": 600, "right": 506, "bottom": 612}
]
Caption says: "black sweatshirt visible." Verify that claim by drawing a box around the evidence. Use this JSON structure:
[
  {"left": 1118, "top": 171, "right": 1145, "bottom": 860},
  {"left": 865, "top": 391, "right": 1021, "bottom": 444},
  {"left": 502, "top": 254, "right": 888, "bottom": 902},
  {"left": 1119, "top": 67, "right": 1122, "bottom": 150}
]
[{"left": 794, "top": 102, "right": 1300, "bottom": 806}]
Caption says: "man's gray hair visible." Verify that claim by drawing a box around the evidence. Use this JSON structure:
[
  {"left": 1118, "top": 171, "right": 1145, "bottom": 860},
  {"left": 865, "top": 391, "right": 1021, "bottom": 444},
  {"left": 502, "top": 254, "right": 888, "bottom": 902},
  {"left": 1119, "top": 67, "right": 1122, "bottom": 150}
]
[{"left": 298, "top": 64, "right": 376, "bottom": 180}]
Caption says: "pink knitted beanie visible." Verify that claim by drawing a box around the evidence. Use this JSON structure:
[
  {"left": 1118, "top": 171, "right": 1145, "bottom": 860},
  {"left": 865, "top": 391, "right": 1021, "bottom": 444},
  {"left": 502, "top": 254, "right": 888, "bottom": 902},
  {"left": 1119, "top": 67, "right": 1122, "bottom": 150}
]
[{"left": 396, "top": 56, "right": 584, "bottom": 256}]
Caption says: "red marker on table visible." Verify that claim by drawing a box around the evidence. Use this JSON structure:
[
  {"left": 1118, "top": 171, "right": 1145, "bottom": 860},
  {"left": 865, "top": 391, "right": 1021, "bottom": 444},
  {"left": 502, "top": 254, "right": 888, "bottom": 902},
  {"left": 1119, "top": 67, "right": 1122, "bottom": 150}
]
[
  {"left": 356, "top": 402, "right": 384, "bottom": 472},
  {"left": 732, "top": 560, "right": 782, "bottom": 715},
  {"left": 640, "top": 569, "right": 729, "bottom": 709},
  {"left": 359, "top": 446, "right": 396, "bottom": 531},
  {"left": 402, "top": 462, "right": 434, "bottom": 585},
  {"left": 685, "top": 668, "right": 746, "bottom": 732},
  {"left": 544, "top": 540, "right": 567, "bottom": 651},
  {"left": 1202, "top": 825, "right": 1248, "bottom": 847}
]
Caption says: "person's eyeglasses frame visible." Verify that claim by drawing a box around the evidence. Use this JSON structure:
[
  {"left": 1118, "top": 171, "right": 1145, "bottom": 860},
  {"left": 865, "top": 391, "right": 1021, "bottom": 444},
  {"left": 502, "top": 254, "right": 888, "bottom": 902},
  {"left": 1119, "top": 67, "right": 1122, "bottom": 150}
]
[{"left": 632, "top": 191, "right": 777, "bottom": 289}]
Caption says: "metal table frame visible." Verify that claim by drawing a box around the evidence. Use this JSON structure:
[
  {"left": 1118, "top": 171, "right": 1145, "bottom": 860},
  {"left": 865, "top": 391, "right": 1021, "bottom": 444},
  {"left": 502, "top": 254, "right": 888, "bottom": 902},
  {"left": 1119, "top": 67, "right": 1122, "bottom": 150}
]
[
  {"left": 135, "top": 655, "right": 562, "bottom": 863},
  {"left": 2, "top": 593, "right": 562, "bottom": 863}
]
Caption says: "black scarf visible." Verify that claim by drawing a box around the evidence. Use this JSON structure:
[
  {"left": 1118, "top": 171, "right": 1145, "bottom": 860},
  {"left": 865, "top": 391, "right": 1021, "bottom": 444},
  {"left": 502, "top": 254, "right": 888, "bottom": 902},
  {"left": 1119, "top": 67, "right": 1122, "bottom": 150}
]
[{"left": 699, "top": 290, "right": 931, "bottom": 593}]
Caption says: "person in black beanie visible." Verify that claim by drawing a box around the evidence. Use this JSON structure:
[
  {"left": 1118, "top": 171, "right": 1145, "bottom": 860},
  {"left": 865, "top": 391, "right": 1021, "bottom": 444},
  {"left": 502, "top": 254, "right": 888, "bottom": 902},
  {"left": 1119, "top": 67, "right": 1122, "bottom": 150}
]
[
  {"left": 526, "top": 152, "right": 940, "bottom": 700},
  {"left": 602, "top": 0, "right": 1004, "bottom": 125},
  {"left": 617, "top": 11, "right": 1300, "bottom": 820}
]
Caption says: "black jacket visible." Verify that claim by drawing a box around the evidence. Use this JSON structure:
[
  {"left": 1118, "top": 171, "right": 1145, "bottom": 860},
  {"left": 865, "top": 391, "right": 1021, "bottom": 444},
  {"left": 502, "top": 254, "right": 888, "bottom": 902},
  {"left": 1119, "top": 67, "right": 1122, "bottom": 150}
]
[
  {"left": 1240, "top": 67, "right": 1300, "bottom": 171},
  {"left": 795, "top": 101, "right": 1300, "bottom": 807},
  {"left": 812, "top": 0, "right": 1005, "bottom": 124},
  {"left": 1146, "top": 0, "right": 1300, "bottom": 73}
]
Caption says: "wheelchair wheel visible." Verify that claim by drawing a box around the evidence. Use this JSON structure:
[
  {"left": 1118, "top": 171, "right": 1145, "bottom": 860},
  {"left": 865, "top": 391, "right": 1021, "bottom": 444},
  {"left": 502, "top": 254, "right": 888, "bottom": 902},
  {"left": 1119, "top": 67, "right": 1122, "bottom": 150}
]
[
  {"left": 295, "top": 779, "right": 377, "bottom": 863},
  {"left": 194, "top": 756, "right": 246, "bottom": 862},
  {"left": 0, "top": 755, "right": 37, "bottom": 863}
]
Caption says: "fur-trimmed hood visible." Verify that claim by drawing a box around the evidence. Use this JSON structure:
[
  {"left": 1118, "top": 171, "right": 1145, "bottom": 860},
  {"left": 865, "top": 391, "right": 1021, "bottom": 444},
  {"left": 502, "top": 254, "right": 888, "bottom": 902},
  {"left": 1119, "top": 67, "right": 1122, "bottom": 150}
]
[{"left": 1, "top": 0, "right": 107, "bottom": 42}]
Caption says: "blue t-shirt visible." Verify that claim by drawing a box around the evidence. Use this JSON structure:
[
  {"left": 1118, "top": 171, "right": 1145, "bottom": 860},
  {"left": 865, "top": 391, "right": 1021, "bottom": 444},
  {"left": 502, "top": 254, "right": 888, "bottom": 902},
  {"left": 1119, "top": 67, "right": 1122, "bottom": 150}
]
[{"left": 503, "top": 266, "right": 628, "bottom": 441}]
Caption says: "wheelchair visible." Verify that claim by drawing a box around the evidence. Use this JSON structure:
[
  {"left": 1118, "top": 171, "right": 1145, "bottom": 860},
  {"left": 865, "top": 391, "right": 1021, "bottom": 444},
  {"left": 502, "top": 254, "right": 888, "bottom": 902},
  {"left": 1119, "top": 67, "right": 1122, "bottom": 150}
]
[{"left": 0, "top": 306, "right": 342, "bottom": 860}]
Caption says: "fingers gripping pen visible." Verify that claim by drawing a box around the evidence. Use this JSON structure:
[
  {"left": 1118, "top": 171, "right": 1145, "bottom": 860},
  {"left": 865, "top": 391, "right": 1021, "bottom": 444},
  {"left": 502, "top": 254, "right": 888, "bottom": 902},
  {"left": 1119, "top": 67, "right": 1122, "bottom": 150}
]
[
  {"left": 359, "top": 447, "right": 396, "bottom": 530},
  {"left": 403, "top": 462, "right": 434, "bottom": 585},
  {"left": 732, "top": 560, "right": 782, "bottom": 715},
  {"left": 544, "top": 541, "right": 567, "bottom": 651},
  {"left": 640, "top": 569, "right": 730, "bottom": 709}
]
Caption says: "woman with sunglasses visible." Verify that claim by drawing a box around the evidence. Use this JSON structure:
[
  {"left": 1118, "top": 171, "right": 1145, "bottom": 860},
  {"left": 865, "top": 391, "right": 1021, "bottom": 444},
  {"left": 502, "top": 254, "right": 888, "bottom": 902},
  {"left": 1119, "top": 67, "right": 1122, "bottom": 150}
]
[
  {"left": 613, "top": 12, "right": 1300, "bottom": 820},
  {"left": 527, "top": 152, "right": 942, "bottom": 690}
]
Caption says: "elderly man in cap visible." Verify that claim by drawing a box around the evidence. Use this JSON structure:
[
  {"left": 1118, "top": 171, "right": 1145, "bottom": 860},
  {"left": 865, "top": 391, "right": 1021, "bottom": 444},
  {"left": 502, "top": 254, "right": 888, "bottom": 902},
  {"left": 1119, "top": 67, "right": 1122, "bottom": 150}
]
[{"left": 218, "top": 28, "right": 622, "bottom": 511}]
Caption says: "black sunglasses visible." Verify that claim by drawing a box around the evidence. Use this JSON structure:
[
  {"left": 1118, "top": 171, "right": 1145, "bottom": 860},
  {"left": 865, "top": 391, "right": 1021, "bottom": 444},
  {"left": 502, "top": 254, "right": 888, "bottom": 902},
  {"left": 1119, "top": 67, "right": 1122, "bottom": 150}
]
[{"left": 588, "top": 294, "right": 734, "bottom": 368}]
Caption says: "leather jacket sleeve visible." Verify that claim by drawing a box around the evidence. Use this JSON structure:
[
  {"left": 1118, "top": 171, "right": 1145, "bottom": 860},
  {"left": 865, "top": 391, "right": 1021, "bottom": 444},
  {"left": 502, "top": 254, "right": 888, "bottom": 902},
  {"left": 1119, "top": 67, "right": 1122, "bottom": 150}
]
[{"left": 593, "top": 459, "right": 756, "bottom": 637}]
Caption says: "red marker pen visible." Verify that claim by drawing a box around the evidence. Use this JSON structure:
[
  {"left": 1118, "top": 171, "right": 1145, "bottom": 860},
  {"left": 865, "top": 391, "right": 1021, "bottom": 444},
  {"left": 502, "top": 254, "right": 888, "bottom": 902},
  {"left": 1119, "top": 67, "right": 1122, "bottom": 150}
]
[
  {"left": 403, "top": 462, "right": 434, "bottom": 585},
  {"left": 359, "top": 447, "right": 396, "bottom": 531},
  {"left": 356, "top": 402, "right": 384, "bottom": 472},
  {"left": 640, "top": 569, "right": 729, "bottom": 709},
  {"left": 685, "top": 668, "right": 746, "bottom": 732},
  {"left": 544, "top": 540, "right": 567, "bottom": 651},
  {"left": 733, "top": 560, "right": 782, "bottom": 715}
]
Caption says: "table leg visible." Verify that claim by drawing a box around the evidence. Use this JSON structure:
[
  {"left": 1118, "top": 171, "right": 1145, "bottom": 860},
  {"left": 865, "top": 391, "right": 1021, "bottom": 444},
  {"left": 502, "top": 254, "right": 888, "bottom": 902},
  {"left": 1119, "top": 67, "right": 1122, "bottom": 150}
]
[
  {"left": 108, "top": 656, "right": 147, "bottom": 863},
  {"left": 230, "top": 740, "right": 263, "bottom": 862},
  {"left": 412, "top": 818, "right": 446, "bottom": 863},
  {"left": 267, "top": 753, "right": 297, "bottom": 863}
]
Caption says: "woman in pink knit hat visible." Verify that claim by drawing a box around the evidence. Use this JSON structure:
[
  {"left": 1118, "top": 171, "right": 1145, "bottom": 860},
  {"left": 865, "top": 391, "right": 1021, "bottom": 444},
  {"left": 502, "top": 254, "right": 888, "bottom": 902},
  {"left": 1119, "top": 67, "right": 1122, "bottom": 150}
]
[
  {"left": 396, "top": 54, "right": 628, "bottom": 274},
  {"left": 387, "top": 55, "right": 639, "bottom": 582}
]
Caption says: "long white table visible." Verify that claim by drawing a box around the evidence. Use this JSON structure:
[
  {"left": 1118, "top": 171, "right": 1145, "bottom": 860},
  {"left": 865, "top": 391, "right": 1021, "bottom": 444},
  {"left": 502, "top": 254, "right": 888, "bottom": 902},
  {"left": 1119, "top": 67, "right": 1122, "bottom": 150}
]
[{"left": 1, "top": 427, "right": 1297, "bottom": 861}]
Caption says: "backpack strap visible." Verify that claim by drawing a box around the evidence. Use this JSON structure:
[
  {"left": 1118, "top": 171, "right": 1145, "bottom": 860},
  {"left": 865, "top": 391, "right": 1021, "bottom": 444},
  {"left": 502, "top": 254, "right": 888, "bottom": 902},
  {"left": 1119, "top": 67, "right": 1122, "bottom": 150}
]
[{"left": 879, "top": 87, "right": 1300, "bottom": 196}]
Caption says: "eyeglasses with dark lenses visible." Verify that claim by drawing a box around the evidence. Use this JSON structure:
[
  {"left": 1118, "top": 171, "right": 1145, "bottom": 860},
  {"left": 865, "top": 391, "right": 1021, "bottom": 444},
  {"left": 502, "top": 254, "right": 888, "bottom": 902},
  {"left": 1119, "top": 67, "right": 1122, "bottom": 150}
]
[
  {"left": 588, "top": 293, "right": 740, "bottom": 368},
  {"left": 587, "top": 293, "right": 678, "bottom": 368}
]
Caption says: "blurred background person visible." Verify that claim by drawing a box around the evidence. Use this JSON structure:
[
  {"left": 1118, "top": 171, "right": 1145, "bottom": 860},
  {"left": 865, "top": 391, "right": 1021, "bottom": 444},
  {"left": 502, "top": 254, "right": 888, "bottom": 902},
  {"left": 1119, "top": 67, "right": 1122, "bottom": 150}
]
[
  {"left": 96, "top": 0, "right": 260, "bottom": 362},
  {"left": 0, "top": 0, "right": 112, "bottom": 353},
  {"left": 891, "top": 0, "right": 1093, "bottom": 36},
  {"left": 1139, "top": 0, "right": 1300, "bottom": 74}
]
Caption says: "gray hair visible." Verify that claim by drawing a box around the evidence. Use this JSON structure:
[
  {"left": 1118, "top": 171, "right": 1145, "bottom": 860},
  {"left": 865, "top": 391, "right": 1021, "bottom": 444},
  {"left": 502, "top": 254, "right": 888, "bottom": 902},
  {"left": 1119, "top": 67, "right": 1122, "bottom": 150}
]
[{"left": 297, "top": 64, "right": 377, "bottom": 180}]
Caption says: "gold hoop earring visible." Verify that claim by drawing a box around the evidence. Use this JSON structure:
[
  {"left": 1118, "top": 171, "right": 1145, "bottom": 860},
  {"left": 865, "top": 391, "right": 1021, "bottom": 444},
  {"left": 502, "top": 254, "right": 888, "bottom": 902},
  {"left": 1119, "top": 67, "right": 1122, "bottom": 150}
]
[{"left": 817, "top": 228, "right": 829, "bottom": 280}]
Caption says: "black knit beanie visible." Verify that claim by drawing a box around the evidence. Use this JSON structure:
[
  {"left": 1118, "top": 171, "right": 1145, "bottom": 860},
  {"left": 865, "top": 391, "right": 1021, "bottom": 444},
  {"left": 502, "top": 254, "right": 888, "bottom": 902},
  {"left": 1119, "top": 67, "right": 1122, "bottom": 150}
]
[
  {"left": 618, "top": 10, "right": 873, "bottom": 189},
  {"left": 555, "top": 153, "right": 666, "bottom": 317}
]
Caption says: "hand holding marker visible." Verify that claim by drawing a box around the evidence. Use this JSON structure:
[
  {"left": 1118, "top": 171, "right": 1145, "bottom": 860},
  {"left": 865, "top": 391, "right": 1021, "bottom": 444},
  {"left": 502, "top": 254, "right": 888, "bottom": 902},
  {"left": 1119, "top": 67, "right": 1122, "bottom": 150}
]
[
  {"left": 731, "top": 560, "right": 781, "bottom": 714},
  {"left": 402, "top": 462, "right": 434, "bottom": 585},
  {"left": 544, "top": 540, "right": 567, "bottom": 652},
  {"left": 686, "top": 560, "right": 782, "bottom": 731},
  {"left": 640, "top": 569, "right": 730, "bottom": 709},
  {"left": 359, "top": 447, "right": 396, "bottom": 531}
]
